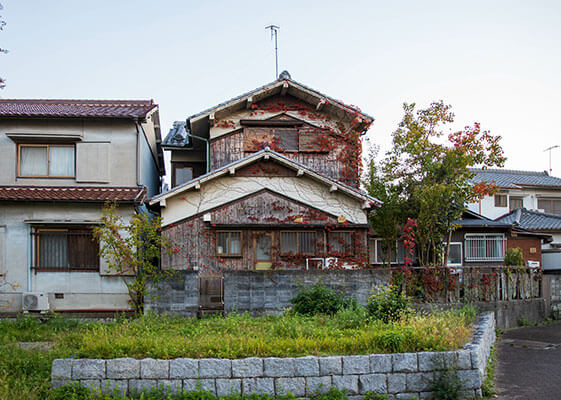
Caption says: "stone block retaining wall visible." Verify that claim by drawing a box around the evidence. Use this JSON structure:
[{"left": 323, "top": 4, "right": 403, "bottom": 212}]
[{"left": 52, "top": 313, "right": 495, "bottom": 399}]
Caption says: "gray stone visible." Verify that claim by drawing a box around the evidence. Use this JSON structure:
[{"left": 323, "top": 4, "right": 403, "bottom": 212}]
[
  {"left": 294, "top": 356, "right": 319, "bottom": 377},
  {"left": 129, "top": 379, "right": 158, "bottom": 394},
  {"left": 305, "top": 376, "right": 332, "bottom": 395},
  {"left": 51, "top": 379, "right": 70, "bottom": 389},
  {"left": 418, "top": 352, "right": 444, "bottom": 371},
  {"left": 200, "top": 358, "right": 231, "bottom": 378},
  {"left": 101, "top": 380, "right": 128, "bottom": 396},
  {"left": 170, "top": 358, "right": 199, "bottom": 379},
  {"left": 319, "top": 356, "right": 342, "bottom": 375},
  {"left": 264, "top": 357, "right": 295, "bottom": 377},
  {"left": 52, "top": 359, "right": 72, "bottom": 380},
  {"left": 106, "top": 358, "right": 140, "bottom": 379},
  {"left": 455, "top": 350, "right": 472, "bottom": 370},
  {"left": 370, "top": 354, "right": 392, "bottom": 373},
  {"left": 232, "top": 357, "right": 263, "bottom": 378},
  {"left": 332, "top": 375, "right": 359, "bottom": 395},
  {"left": 392, "top": 353, "right": 418, "bottom": 372},
  {"left": 72, "top": 359, "right": 106, "bottom": 380},
  {"left": 79, "top": 380, "right": 101, "bottom": 391},
  {"left": 359, "top": 373, "right": 387, "bottom": 394},
  {"left": 242, "top": 377, "right": 275, "bottom": 395},
  {"left": 342, "top": 355, "right": 370, "bottom": 375},
  {"left": 183, "top": 378, "right": 216, "bottom": 393},
  {"left": 406, "top": 372, "right": 433, "bottom": 392},
  {"left": 419, "top": 392, "right": 434, "bottom": 399},
  {"left": 457, "top": 369, "right": 482, "bottom": 390},
  {"left": 216, "top": 378, "right": 242, "bottom": 396},
  {"left": 388, "top": 373, "right": 406, "bottom": 394},
  {"left": 396, "top": 393, "right": 420, "bottom": 399},
  {"left": 276, "top": 377, "right": 306, "bottom": 397},
  {"left": 157, "top": 380, "right": 182, "bottom": 395},
  {"left": 141, "top": 358, "right": 169, "bottom": 379}
]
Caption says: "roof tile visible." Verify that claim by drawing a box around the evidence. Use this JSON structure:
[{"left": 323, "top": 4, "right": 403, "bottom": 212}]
[{"left": 0, "top": 186, "right": 146, "bottom": 203}]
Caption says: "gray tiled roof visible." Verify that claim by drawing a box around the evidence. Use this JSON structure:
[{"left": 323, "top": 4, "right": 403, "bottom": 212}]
[
  {"left": 496, "top": 208, "right": 561, "bottom": 231},
  {"left": 162, "top": 121, "right": 191, "bottom": 148},
  {"left": 470, "top": 168, "right": 561, "bottom": 188}
]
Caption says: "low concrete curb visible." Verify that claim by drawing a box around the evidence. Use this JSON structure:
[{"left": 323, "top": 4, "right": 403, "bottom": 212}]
[{"left": 52, "top": 312, "right": 495, "bottom": 399}]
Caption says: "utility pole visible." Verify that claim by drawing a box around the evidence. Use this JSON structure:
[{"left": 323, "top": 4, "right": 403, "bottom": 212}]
[
  {"left": 544, "top": 145, "right": 559, "bottom": 175},
  {"left": 265, "top": 25, "right": 280, "bottom": 79}
]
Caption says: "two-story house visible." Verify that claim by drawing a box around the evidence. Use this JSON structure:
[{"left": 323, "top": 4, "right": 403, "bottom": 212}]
[
  {"left": 151, "top": 72, "right": 380, "bottom": 275},
  {"left": 0, "top": 99, "right": 164, "bottom": 313}
]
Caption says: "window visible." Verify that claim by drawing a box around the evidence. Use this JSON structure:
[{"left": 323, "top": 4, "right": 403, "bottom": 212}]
[
  {"left": 33, "top": 227, "right": 99, "bottom": 271},
  {"left": 216, "top": 231, "right": 242, "bottom": 256},
  {"left": 371, "top": 239, "right": 406, "bottom": 264},
  {"left": 276, "top": 129, "right": 299, "bottom": 151},
  {"left": 174, "top": 166, "right": 193, "bottom": 186},
  {"left": 464, "top": 234, "right": 506, "bottom": 261},
  {"left": 494, "top": 194, "right": 507, "bottom": 207},
  {"left": 447, "top": 243, "right": 462, "bottom": 266},
  {"left": 244, "top": 127, "right": 299, "bottom": 152},
  {"left": 538, "top": 198, "right": 561, "bottom": 215},
  {"left": 18, "top": 144, "right": 75, "bottom": 177},
  {"left": 280, "top": 231, "right": 316, "bottom": 255},
  {"left": 329, "top": 231, "right": 353, "bottom": 255},
  {"left": 509, "top": 196, "right": 523, "bottom": 211}
]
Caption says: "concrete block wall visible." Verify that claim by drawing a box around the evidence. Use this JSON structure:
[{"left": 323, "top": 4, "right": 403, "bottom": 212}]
[
  {"left": 223, "top": 269, "right": 391, "bottom": 314},
  {"left": 52, "top": 313, "right": 495, "bottom": 399},
  {"left": 144, "top": 271, "right": 199, "bottom": 316}
]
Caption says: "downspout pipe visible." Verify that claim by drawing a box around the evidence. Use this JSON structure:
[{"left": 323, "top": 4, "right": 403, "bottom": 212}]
[{"left": 134, "top": 120, "right": 141, "bottom": 186}]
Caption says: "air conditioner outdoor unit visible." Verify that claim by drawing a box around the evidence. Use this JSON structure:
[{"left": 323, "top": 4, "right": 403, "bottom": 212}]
[
  {"left": 22, "top": 292, "right": 50, "bottom": 312},
  {"left": 527, "top": 261, "right": 540, "bottom": 268}
]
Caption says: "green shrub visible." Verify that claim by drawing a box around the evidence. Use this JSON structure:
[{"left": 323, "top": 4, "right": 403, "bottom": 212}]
[
  {"left": 504, "top": 247, "right": 524, "bottom": 266},
  {"left": 366, "top": 286, "right": 411, "bottom": 323},
  {"left": 429, "top": 367, "right": 463, "bottom": 400},
  {"left": 289, "top": 284, "right": 357, "bottom": 316}
]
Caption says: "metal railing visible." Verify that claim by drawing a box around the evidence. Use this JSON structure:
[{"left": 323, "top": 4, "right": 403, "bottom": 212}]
[{"left": 464, "top": 235, "right": 506, "bottom": 262}]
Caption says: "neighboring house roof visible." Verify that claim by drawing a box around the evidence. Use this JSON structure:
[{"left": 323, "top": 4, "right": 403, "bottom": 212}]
[
  {"left": 0, "top": 186, "right": 146, "bottom": 203},
  {"left": 470, "top": 168, "right": 561, "bottom": 189},
  {"left": 0, "top": 99, "right": 157, "bottom": 119},
  {"left": 150, "top": 147, "right": 381, "bottom": 207},
  {"left": 188, "top": 71, "right": 374, "bottom": 127},
  {"left": 453, "top": 209, "right": 512, "bottom": 228},
  {"left": 496, "top": 208, "right": 561, "bottom": 231},
  {"left": 162, "top": 121, "right": 191, "bottom": 148}
]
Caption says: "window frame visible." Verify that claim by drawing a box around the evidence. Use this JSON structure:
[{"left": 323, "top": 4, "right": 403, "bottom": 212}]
[
  {"left": 17, "top": 143, "right": 76, "bottom": 178},
  {"left": 509, "top": 196, "right": 524, "bottom": 211},
  {"left": 446, "top": 242, "right": 463, "bottom": 267},
  {"left": 538, "top": 198, "right": 561, "bottom": 215},
  {"left": 172, "top": 163, "right": 194, "bottom": 187},
  {"left": 328, "top": 231, "right": 354, "bottom": 256},
  {"left": 464, "top": 233, "right": 506, "bottom": 262},
  {"left": 494, "top": 194, "right": 507, "bottom": 207},
  {"left": 216, "top": 230, "right": 243, "bottom": 257},
  {"left": 371, "top": 238, "right": 406, "bottom": 264},
  {"left": 279, "top": 231, "right": 317, "bottom": 256}
]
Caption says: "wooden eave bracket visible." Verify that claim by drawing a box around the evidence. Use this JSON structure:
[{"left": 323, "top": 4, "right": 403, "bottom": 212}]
[
  {"left": 362, "top": 201, "right": 370, "bottom": 209},
  {"left": 330, "top": 184, "right": 338, "bottom": 193},
  {"left": 160, "top": 198, "right": 166, "bottom": 207},
  {"left": 229, "top": 167, "right": 236, "bottom": 175},
  {"left": 209, "top": 113, "right": 215, "bottom": 127},
  {"left": 194, "top": 181, "right": 201, "bottom": 190},
  {"left": 264, "top": 154, "right": 270, "bottom": 160},
  {"left": 246, "top": 97, "right": 253, "bottom": 109},
  {"left": 296, "top": 169, "right": 304, "bottom": 177},
  {"left": 316, "top": 99, "right": 326, "bottom": 111},
  {"left": 281, "top": 82, "right": 289, "bottom": 96}
]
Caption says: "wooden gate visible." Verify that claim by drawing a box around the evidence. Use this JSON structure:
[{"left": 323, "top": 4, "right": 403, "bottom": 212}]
[{"left": 198, "top": 274, "right": 224, "bottom": 316}]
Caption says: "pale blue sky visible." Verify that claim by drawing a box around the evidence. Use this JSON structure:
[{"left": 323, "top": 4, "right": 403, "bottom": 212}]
[{"left": 2, "top": 1, "right": 561, "bottom": 174}]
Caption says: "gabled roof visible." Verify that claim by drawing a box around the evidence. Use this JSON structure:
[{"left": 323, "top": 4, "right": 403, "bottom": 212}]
[
  {"left": 470, "top": 168, "right": 561, "bottom": 189},
  {"left": 162, "top": 121, "right": 191, "bottom": 148},
  {"left": 0, "top": 99, "right": 157, "bottom": 120},
  {"left": 496, "top": 208, "right": 561, "bottom": 231},
  {"left": 150, "top": 148, "right": 381, "bottom": 207},
  {"left": 453, "top": 209, "right": 512, "bottom": 228},
  {"left": 188, "top": 71, "right": 374, "bottom": 128},
  {"left": 0, "top": 186, "right": 146, "bottom": 203}
]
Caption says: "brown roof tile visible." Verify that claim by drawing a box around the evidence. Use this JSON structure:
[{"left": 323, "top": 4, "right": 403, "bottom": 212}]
[
  {"left": 0, "top": 186, "right": 146, "bottom": 203},
  {"left": 0, "top": 99, "right": 157, "bottom": 119}
]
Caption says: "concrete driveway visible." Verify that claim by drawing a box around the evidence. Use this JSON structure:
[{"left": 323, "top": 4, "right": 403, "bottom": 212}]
[{"left": 495, "top": 321, "right": 561, "bottom": 399}]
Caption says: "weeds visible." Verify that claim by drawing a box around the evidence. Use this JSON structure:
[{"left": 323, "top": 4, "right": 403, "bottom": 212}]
[{"left": 481, "top": 346, "right": 496, "bottom": 398}]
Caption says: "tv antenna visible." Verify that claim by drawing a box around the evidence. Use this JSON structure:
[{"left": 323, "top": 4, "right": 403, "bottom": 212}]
[
  {"left": 265, "top": 25, "right": 280, "bottom": 79},
  {"left": 544, "top": 145, "right": 559, "bottom": 175}
]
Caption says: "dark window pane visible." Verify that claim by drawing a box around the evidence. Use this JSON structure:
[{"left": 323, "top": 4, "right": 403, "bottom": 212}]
[
  {"left": 280, "top": 232, "right": 297, "bottom": 254},
  {"left": 299, "top": 232, "right": 316, "bottom": 254}
]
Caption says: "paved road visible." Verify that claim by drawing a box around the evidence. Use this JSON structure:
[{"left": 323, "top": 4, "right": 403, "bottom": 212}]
[{"left": 495, "top": 321, "right": 561, "bottom": 399}]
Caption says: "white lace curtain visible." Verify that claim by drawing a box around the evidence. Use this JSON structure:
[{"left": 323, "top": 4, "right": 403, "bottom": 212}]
[{"left": 20, "top": 145, "right": 74, "bottom": 177}]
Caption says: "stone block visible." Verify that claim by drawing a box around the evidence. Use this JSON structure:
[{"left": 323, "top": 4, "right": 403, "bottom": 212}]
[
  {"left": 332, "top": 375, "right": 359, "bottom": 395},
  {"left": 242, "top": 377, "right": 275, "bottom": 395},
  {"left": 106, "top": 358, "right": 140, "bottom": 379},
  {"left": 51, "top": 379, "right": 70, "bottom": 389},
  {"left": 396, "top": 393, "right": 420, "bottom": 399},
  {"left": 276, "top": 377, "right": 306, "bottom": 397},
  {"left": 319, "top": 356, "right": 342, "bottom": 375},
  {"left": 305, "top": 376, "right": 332, "bottom": 395},
  {"left": 72, "top": 359, "right": 106, "bottom": 380},
  {"left": 216, "top": 378, "right": 242, "bottom": 396},
  {"left": 51, "top": 359, "right": 72, "bottom": 379},
  {"left": 129, "top": 379, "right": 158, "bottom": 394},
  {"left": 79, "top": 380, "right": 101, "bottom": 391},
  {"left": 200, "top": 358, "right": 231, "bottom": 378},
  {"left": 359, "top": 373, "right": 387, "bottom": 394},
  {"left": 418, "top": 352, "right": 447, "bottom": 371},
  {"left": 157, "top": 380, "right": 182, "bottom": 395},
  {"left": 232, "top": 357, "right": 263, "bottom": 378},
  {"left": 183, "top": 378, "right": 216, "bottom": 393},
  {"left": 388, "top": 373, "right": 406, "bottom": 394},
  {"left": 406, "top": 372, "right": 433, "bottom": 392},
  {"left": 264, "top": 357, "right": 294, "bottom": 377},
  {"left": 342, "top": 355, "right": 370, "bottom": 375},
  {"left": 457, "top": 369, "right": 482, "bottom": 390},
  {"left": 455, "top": 350, "right": 472, "bottom": 370},
  {"left": 392, "top": 353, "right": 418, "bottom": 373},
  {"left": 101, "top": 380, "right": 128, "bottom": 396},
  {"left": 141, "top": 358, "right": 169, "bottom": 379},
  {"left": 419, "top": 392, "right": 434, "bottom": 399},
  {"left": 294, "top": 356, "right": 319, "bottom": 377},
  {"left": 370, "top": 354, "right": 392, "bottom": 373},
  {"left": 170, "top": 358, "right": 199, "bottom": 379}
]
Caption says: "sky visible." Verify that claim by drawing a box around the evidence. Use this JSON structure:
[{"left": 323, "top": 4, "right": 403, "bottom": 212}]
[{"left": 2, "top": 0, "right": 561, "bottom": 176}]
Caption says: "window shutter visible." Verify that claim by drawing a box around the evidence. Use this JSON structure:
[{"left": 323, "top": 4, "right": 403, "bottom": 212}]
[
  {"left": 76, "top": 142, "right": 110, "bottom": 183},
  {"left": 244, "top": 128, "right": 274, "bottom": 151}
]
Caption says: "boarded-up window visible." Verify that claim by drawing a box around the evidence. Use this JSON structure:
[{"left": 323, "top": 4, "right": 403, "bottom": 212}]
[
  {"left": 244, "top": 127, "right": 274, "bottom": 151},
  {"left": 280, "top": 231, "right": 316, "bottom": 255},
  {"left": 33, "top": 228, "right": 99, "bottom": 271},
  {"left": 244, "top": 127, "right": 299, "bottom": 152},
  {"left": 76, "top": 142, "right": 110, "bottom": 183},
  {"left": 299, "top": 127, "right": 329, "bottom": 152}
]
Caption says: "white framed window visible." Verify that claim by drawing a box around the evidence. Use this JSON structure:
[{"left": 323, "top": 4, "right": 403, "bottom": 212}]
[
  {"left": 464, "top": 234, "right": 506, "bottom": 262},
  {"left": 370, "top": 238, "right": 406, "bottom": 264},
  {"left": 18, "top": 144, "right": 75, "bottom": 178},
  {"left": 446, "top": 242, "right": 463, "bottom": 266}
]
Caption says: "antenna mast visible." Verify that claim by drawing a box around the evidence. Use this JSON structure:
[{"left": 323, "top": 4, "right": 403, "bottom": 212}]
[
  {"left": 265, "top": 25, "right": 280, "bottom": 79},
  {"left": 544, "top": 145, "right": 559, "bottom": 175}
]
